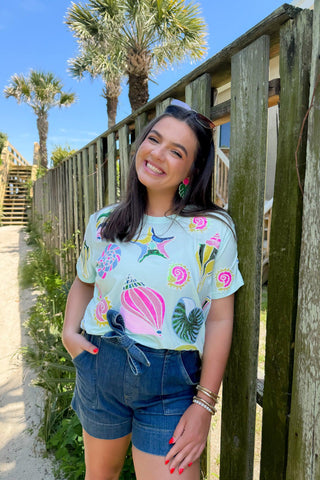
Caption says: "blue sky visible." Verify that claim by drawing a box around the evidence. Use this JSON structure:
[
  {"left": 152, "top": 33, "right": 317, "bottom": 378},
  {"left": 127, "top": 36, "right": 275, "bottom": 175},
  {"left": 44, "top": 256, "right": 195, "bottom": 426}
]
[{"left": 1, "top": 0, "right": 294, "bottom": 165}]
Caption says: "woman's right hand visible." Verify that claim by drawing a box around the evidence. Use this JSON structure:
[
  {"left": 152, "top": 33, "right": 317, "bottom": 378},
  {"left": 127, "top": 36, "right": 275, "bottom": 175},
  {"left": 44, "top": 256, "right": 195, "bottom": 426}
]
[
  {"left": 62, "top": 331, "right": 99, "bottom": 359},
  {"left": 62, "top": 276, "right": 97, "bottom": 359}
]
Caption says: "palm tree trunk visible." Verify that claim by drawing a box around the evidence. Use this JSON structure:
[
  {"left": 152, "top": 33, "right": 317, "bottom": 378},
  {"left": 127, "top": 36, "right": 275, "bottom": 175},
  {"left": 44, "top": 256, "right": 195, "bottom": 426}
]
[
  {"left": 128, "top": 72, "right": 149, "bottom": 112},
  {"left": 106, "top": 95, "right": 118, "bottom": 129},
  {"left": 37, "top": 113, "right": 48, "bottom": 168}
]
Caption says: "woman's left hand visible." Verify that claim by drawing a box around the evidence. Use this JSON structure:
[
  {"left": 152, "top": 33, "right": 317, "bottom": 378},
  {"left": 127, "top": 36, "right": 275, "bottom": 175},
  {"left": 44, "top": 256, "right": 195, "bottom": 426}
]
[{"left": 164, "top": 403, "right": 212, "bottom": 473}]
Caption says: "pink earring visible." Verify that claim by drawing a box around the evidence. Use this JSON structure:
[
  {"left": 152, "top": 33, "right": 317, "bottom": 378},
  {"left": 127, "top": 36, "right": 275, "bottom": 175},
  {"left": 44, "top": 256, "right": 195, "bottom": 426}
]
[{"left": 178, "top": 177, "right": 190, "bottom": 198}]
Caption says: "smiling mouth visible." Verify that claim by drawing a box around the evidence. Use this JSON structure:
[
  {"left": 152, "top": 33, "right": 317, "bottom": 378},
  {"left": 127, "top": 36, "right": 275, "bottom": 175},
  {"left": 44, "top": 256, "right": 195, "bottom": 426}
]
[{"left": 145, "top": 161, "right": 165, "bottom": 175}]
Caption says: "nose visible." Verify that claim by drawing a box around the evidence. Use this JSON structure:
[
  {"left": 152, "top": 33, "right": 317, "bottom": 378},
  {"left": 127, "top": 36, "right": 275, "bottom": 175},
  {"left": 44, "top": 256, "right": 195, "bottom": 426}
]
[{"left": 150, "top": 144, "right": 166, "bottom": 162}]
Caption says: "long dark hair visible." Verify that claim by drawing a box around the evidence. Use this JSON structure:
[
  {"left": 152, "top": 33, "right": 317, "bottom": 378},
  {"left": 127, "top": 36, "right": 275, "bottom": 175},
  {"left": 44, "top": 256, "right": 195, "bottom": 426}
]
[{"left": 101, "top": 105, "right": 229, "bottom": 242}]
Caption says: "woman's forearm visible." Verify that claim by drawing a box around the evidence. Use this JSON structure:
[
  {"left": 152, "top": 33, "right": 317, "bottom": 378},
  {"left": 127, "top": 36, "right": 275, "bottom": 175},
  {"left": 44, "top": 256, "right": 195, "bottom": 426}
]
[
  {"left": 199, "top": 295, "right": 234, "bottom": 397},
  {"left": 63, "top": 276, "right": 94, "bottom": 336}
]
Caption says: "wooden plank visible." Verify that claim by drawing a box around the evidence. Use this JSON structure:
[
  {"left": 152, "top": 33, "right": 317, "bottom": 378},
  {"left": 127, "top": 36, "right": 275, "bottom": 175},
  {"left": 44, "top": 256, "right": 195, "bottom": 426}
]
[
  {"left": 156, "top": 98, "right": 172, "bottom": 116},
  {"left": 107, "top": 132, "right": 117, "bottom": 205},
  {"left": 96, "top": 138, "right": 104, "bottom": 210},
  {"left": 286, "top": 3, "right": 320, "bottom": 478},
  {"left": 119, "top": 125, "right": 130, "bottom": 197},
  {"left": 61, "top": 162, "right": 68, "bottom": 279},
  {"left": 135, "top": 112, "right": 148, "bottom": 138},
  {"left": 260, "top": 10, "right": 313, "bottom": 480},
  {"left": 67, "top": 158, "right": 74, "bottom": 279},
  {"left": 82, "top": 148, "right": 90, "bottom": 227},
  {"left": 72, "top": 155, "right": 80, "bottom": 259},
  {"left": 88, "top": 144, "right": 96, "bottom": 215},
  {"left": 184, "top": 73, "right": 214, "bottom": 479},
  {"left": 77, "top": 152, "right": 84, "bottom": 242},
  {"left": 220, "top": 35, "right": 270, "bottom": 480},
  {"left": 185, "top": 73, "right": 211, "bottom": 117}
]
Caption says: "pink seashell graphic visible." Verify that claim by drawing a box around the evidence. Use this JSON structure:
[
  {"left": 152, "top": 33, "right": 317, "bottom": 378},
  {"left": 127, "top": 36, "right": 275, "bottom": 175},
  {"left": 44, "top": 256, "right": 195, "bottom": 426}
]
[
  {"left": 120, "top": 275, "right": 165, "bottom": 336},
  {"left": 206, "top": 233, "right": 221, "bottom": 249}
]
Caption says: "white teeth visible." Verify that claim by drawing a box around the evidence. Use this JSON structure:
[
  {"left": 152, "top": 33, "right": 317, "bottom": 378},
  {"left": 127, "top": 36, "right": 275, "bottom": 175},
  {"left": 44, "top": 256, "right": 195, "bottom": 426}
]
[{"left": 146, "top": 162, "right": 163, "bottom": 174}]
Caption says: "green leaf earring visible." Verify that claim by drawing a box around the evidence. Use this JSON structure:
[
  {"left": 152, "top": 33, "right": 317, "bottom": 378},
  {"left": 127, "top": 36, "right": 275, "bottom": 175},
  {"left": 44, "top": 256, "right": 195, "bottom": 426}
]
[{"left": 178, "top": 178, "right": 190, "bottom": 198}]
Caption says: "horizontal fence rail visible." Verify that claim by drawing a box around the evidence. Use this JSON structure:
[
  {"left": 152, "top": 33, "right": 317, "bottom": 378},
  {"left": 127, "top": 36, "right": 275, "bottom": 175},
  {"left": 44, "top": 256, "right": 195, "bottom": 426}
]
[{"left": 32, "top": 3, "right": 320, "bottom": 479}]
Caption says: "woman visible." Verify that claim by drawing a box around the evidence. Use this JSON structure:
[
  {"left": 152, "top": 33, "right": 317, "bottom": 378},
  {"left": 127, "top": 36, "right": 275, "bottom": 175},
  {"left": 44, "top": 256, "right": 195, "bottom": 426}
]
[{"left": 62, "top": 100, "right": 244, "bottom": 479}]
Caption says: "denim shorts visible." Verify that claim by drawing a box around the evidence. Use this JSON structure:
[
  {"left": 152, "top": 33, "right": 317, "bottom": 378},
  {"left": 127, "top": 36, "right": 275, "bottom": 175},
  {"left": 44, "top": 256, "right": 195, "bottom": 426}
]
[{"left": 71, "top": 333, "right": 201, "bottom": 456}]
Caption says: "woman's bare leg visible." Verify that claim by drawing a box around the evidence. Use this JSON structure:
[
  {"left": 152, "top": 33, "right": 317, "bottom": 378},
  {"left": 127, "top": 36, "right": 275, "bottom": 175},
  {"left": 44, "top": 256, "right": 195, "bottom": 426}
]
[
  {"left": 132, "top": 445, "right": 200, "bottom": 480},
  {"left": 83, "top": 430, "right": 131, "bottom": 480}
]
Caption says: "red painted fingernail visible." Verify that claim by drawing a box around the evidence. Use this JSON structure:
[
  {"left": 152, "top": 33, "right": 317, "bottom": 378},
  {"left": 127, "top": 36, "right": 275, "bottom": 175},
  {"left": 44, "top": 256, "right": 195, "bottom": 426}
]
[
  {"left": 188, "top": 462, "right": 193, "bottom": 467},
  {"left": 169, "top": 437, "right": 175, "bottom": 444},
  {"left": 170, "top": 468, "right": 175, "bottom": 474},
  {"left": 165, "top": 459, "right": 169, "bottom": 465},
  {"left": 179, "top": 468, "right": 184, "bottom": 474},
  {"left": 93, "top": 348, "right": 99, "bottom": 353}
]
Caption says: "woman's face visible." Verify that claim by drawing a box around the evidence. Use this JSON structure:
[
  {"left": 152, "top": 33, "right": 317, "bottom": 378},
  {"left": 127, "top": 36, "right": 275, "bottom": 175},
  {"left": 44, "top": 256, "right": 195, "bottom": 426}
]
[{"left": 135, "top": 116, "right": 198, "bottom": 199}]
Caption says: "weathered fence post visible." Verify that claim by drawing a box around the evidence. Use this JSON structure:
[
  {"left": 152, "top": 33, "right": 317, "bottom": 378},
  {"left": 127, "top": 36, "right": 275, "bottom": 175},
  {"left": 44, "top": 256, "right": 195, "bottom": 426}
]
[
  {"left": 220, "top": 35, "right": 270, "bottom": 480},
  {"left": 96, "top": 138, "right": 104, "bottom": 211},
  {"left": 119, "top": 125, "right": 130, "bottom": 196},
  {"left": 185, "top": 73, "right": 211, "bottom": 117},
  {"left": 260, "top": 10, "right": 313, "bottom": 480},
  {"left": 286, "top": 1, "right": 320, "bottom": 478},
  {"left": 107, "top": 132, "right": 117, "bottom": 205},
  {"left": 185, "top": 72, "right": 213, "bottom": 479}
]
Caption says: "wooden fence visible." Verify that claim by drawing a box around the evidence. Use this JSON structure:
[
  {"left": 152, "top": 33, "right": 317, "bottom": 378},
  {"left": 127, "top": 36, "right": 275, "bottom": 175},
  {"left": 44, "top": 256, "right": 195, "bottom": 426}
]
[{"left": 32, "top": 2, "right": 320, "bottom": 479}]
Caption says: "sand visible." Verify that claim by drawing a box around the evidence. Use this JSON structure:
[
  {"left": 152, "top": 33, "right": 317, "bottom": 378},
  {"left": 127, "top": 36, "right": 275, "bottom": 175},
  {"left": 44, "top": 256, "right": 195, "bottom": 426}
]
[{"left": 0, "top": 226, "right": 56, "bottom": 480}]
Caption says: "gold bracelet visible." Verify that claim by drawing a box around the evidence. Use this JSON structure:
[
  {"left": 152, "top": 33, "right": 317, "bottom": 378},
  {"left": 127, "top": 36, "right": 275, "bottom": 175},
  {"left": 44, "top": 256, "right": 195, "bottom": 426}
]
[
  {"left": 196, "top": 385, "right": 220, "bottom": 403},
  {"left": 193, "top": 396, "right": 217, "bottom": 415}
]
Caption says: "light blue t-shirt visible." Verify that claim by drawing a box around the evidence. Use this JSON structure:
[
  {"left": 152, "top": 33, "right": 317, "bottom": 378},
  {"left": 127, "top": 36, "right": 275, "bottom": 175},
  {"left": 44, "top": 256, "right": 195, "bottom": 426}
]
[{"left": 77, "top": 206, "right": 244, "bottom": 354}]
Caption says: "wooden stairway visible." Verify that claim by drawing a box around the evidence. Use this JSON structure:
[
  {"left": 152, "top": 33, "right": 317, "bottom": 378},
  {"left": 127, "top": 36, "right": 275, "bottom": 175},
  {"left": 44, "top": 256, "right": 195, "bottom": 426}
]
[{"left": 1, "top": 165, "right": 32, "bottom": 225}]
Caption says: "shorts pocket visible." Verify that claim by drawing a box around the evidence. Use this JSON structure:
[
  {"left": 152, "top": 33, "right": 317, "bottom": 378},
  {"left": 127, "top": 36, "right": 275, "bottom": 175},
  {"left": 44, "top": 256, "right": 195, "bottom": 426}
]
[
  {"left": 73, "top": 351, "right": 98, "bottom": 409},
  {"left": 161, "top": 350, "right": 201, "bottom": 415},
  {"left": 179, "top": 350, "right": 201, "bottom": 385}
]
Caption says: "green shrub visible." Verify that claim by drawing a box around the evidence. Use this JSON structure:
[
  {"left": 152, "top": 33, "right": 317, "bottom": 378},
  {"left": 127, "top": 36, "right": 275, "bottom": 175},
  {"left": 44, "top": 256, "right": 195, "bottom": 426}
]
[{"left": 50, "top": 144, "right": 77, "bottom": 168}]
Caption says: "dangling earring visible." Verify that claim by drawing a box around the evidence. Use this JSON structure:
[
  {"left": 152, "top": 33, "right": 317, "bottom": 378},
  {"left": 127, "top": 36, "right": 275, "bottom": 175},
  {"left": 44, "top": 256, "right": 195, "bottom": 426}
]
[{"left": 178, "top": 178, "right": 190, "bottom": 198}]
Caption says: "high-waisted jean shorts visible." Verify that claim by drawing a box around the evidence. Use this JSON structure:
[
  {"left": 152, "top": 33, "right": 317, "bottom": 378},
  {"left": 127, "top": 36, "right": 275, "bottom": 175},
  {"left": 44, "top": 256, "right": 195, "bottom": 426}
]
[{"left": 71, "top": 332, "right": 201, "bottom": 456}]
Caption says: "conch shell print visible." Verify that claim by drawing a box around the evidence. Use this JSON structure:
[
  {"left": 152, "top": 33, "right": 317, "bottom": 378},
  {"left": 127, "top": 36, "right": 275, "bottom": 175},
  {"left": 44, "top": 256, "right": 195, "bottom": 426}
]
[
  {"left": 97, "top": 244, "right": 121, "bottom": 279},
  {"left": 120, "top": 275, "right": 165, "bottom": 336},
  {"left": 196, "top": 241, "right": 219, "bottom": 292},
  {"left": 172, "top": 297, "right": 204, "bottom": 343}
]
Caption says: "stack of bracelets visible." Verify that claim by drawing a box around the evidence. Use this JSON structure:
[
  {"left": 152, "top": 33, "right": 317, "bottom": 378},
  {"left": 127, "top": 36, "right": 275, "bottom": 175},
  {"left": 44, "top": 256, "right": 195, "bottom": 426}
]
[{"left": 192, "top": 385, "right": 220, "bottom": 416}]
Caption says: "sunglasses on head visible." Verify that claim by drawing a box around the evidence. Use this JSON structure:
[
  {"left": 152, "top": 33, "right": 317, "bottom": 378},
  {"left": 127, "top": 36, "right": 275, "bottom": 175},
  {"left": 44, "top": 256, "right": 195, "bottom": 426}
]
[{"left": 165, "top": 99, "right": 215, "bottom": 130}]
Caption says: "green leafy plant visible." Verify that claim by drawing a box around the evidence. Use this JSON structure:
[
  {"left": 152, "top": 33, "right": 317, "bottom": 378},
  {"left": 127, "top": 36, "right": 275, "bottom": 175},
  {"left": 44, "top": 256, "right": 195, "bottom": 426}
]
[{"left": 50, "top": 144, "right": 77, "bottom": 168}]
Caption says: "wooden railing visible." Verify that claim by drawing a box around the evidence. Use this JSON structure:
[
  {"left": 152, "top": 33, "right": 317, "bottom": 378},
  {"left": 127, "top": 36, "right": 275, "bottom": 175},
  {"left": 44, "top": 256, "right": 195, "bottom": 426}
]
[
  {"left": 2, "top": 141, "right": 29, "bottom": 166},
  {"left": 32, "top": 3, "right": 320, "bottom": 479},
  {"left": 0, "top": 141, "right": 31, "bottom": 214}
]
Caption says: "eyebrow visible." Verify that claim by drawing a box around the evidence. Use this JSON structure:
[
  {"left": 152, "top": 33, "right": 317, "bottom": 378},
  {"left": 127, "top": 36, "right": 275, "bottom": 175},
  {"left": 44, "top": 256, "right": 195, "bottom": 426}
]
[{"left": 149, "top": 129, "right": 188, "bottom": 157}]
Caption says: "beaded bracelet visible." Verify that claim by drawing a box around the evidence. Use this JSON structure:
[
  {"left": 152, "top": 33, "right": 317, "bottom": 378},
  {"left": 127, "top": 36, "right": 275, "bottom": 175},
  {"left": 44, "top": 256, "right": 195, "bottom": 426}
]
[
  {"left": 192, "top": 396, "right": 217, "bottom": 415},
  {"left": 196, "top": 385, "right": 220, "bottom": 403}
]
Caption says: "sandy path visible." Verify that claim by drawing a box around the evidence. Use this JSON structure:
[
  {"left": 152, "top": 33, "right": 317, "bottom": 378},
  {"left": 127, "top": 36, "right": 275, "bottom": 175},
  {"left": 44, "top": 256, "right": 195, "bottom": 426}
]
[{"left": 0, "top": 226, "right": 56, "bottom": 479}]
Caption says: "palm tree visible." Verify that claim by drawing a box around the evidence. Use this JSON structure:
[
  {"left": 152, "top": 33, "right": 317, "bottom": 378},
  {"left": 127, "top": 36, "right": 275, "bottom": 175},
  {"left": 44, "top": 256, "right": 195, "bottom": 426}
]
[
  {"left": 66, "top": 0, "right": 207, "bottom": 116},
  {"left": 4, "top": 70, "right": 76, "bottom": 167},
  {"left": 67, "top": 2, "right": 124, "bottom": 128}
]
